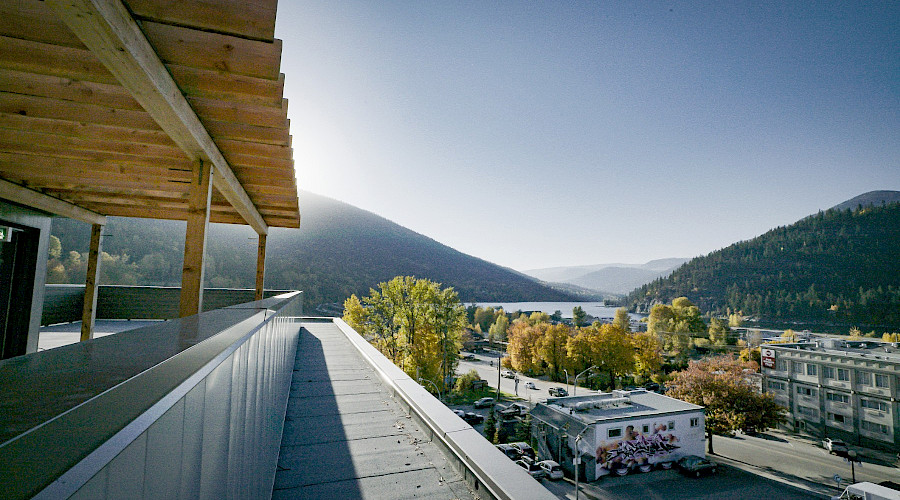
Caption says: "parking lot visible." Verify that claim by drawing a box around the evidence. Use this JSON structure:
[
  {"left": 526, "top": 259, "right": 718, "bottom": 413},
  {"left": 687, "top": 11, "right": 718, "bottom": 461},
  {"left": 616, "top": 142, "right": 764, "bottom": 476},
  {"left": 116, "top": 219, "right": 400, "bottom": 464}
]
[{"left": 540, "top": 461, "right": 820, "bottom": 500}]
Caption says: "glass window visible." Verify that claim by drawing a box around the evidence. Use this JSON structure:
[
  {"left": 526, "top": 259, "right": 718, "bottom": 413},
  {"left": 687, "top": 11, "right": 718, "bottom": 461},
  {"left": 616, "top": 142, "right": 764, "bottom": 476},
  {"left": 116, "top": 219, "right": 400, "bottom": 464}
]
[
  {"left": 608, "top": 427, "right": 622, "bottom": 439},
  {"left": 826, "top": 392, "right": 849, "bottom": 404},
  {"left": 776, "top": 359, "right": 788, "bottom": 371},
  {"left": 798, "top": 405, "right": 819, "bottom": 419},
  {"left": 856, "top": 371, "right": 871, "bottom": 386},
  {"left": 796, "top": 386, "right": 816, "bottom": 397},
  {"left": 827, "top": 412, "right": 846, "bottom": 424},
  {"left": 860, "top": 399, "right": 888, "bottom": 412},
  {"left": 860, "top": 420, "right": 889, "bottom": 434},
  {"left": 792, "top": 361, "right": 803, "bottom": 374},
  {"left": 642, "top": 424, "right": 649, "bottom": 434},
  {"left": 823, "top": 366, "right": 834, "bottom": 379},
  {"left": 806, "top": 364, "right": 817, "bottom": 376},
  {"left": 837, "top": 368, "right": 850, "bottom": 381},
  {"left": 668, "top": 421, "right": 675, "bottom": 430},
  {"left": 874, "top": 374, "right": 890, "bottom": 388},
  {"left": 690, "top": 417, "right": 699, "bottom": 427}
]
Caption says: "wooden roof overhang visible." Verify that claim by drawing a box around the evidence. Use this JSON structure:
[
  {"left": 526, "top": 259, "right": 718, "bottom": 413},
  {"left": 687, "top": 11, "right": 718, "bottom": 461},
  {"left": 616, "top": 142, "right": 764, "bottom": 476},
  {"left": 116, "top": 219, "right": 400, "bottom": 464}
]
[{"left": 0, "top": 0, "right": 299, "bottom": 233}]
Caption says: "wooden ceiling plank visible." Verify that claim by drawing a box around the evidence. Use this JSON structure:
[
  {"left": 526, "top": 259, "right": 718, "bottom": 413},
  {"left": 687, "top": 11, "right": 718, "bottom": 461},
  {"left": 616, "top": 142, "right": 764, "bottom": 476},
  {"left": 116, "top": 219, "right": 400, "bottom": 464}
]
[
  {"left": 188, "top": 95, "right": 287, "bottom": 129},
  {"left": 0, "top": 127, "right": 186, "bottom": 161},
  {"left": 125, "top": 0, "right": 278, "bottom": 42},
  {"left": 167, "top": 64, "right": 284, "bottom": 108},
  {"left": 204, "top": 118, "right": 291, "bottom": 146},
  {"left": 0, "top": 1, "right": 84, "bottom": 48},
  {"left": 46, "top": 0, "right": 268, "bottom": 234},
  {"left": 0, "top": 112, "right": 175, "bottom": 147},
  {"left": 213, "top": 138, "right": 292, "bottom": 160},
  {"left": 0, "top": 92, "right": 161, "bottom": 130},
  {"left": 0, "top": 35, "right": 117, "bottom": 85},
  {"left": 141, "top": 21, "right": 281, "bottom": 80},
  {"left": 0, "top": 177, "right": 106, "bottom": 225},
  {"left": 0, "top": 68, "right": 143, "bottom": 111},
  {"left": 83, "top": 204, "right": 189, "bottom": 220}
]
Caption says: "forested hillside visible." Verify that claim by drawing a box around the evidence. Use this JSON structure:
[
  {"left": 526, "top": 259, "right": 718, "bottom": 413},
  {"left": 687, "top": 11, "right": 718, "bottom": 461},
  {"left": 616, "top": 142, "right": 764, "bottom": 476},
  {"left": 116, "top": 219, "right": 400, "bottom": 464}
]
[
  {"left": 48, "top": 191, "right": 575, "bottom": 310},
  {"left": 627, "top": 202, "right": 900, "bottom": 329}
]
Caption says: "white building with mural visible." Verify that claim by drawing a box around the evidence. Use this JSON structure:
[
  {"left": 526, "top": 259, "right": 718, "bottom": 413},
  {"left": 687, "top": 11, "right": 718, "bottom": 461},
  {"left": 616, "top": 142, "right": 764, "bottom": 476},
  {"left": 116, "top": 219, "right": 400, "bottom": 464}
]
[{"left": 530, "top": 389, "right": 705, "bottom": 481}]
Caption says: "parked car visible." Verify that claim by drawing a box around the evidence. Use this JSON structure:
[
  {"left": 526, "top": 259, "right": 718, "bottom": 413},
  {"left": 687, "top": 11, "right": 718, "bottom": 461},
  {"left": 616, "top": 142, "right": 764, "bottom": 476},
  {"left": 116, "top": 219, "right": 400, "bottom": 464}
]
[
  {"left": 823, "top": 438, "right": 849, "bottom": 456},
  {"left": 460, "top": 353, "right": 476, "bottom": 360},
  {"left": 515, "top": 458, "right": 546, "bottom": 479},
  {"left": 524, "top": 382, "right": 537, "bottom": 390},
  {"left": 548, "top": 387, "right": 568, "bottom": 397},
  {"left": 509, "top": 442, "right": 536, "bottom": 460},
  {"left": 495, "top": 443, "right": 520, "bottom": 460},
  {"left": 462, "top": 412, "right": 484, "bottom": 424},
  {"left": 452, "top": 409, "right": 466, "bottom": 418},
  {"left": 537, "top": 460, "right": 564, "bottom": 480},
  {"left": 502, "top": 370, "right": 516, "bottom": 379},
  {"left": 473, "top": 397, "right": 494, "bottom": 408},
  {"left": 675, "top": 455, "right": 718, "bottom": 477}
]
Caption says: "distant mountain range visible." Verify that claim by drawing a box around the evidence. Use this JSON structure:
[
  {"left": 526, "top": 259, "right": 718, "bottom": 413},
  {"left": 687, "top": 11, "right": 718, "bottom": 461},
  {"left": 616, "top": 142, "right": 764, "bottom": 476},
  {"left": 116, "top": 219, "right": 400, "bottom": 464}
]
[
  {"left": 525, "top": 258, "right": 689, "bottom": 296},
  {"left": 627, "top": 191, "right": 900, "bottom": 330},
  {"left": 49, "top": 191, "right": 576, "bottom": 312}
]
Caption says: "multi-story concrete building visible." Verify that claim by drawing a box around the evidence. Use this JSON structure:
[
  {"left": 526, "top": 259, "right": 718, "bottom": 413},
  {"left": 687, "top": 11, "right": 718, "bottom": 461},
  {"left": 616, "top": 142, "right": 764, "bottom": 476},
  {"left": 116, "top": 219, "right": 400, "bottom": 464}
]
[{"left": 761, "top": 339, "right": 899, "bottom": 450}]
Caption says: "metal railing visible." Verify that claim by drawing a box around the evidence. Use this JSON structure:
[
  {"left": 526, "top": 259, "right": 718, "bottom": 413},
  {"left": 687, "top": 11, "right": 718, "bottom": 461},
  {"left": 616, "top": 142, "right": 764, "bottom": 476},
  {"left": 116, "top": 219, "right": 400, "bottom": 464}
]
[{"left": 0, "top": 292, "right": 303, "bottom": 499}]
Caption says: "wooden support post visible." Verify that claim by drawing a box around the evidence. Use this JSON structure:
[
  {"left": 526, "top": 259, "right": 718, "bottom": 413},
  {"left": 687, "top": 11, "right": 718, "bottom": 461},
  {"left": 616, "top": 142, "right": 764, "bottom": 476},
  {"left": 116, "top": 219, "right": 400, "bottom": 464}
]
[
  {"left": 80, "top": 223, "right": 104, "bottom": 341},
  {"left": 255, "top": 233, "right": 267, "bottom": 301},
  {"left": 179, "top": 160, "right": 213, "bottom": 317}
]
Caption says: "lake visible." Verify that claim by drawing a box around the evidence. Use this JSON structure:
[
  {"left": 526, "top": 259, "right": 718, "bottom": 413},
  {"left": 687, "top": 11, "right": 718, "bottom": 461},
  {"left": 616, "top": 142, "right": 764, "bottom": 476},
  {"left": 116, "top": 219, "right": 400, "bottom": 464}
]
[{"left": 465, "top": 302, "right": 644, "bottom": 320}]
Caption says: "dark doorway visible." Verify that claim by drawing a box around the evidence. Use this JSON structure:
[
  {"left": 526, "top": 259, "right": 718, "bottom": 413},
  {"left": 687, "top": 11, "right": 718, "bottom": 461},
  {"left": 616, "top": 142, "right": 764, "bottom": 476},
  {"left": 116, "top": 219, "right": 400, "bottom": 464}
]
[{"left": 0, "top": 220, "right": 39, "bottom": 359}]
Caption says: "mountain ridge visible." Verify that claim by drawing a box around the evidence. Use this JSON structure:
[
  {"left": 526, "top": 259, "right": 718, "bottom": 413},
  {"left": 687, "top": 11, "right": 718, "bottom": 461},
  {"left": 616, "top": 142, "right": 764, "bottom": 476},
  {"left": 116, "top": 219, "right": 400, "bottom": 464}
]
[
  {"left": 627, "top": 192, "right": 900, "bottom": 330},
  {"left": 48, "top": 191, "right": 577, "bottom": 310}
]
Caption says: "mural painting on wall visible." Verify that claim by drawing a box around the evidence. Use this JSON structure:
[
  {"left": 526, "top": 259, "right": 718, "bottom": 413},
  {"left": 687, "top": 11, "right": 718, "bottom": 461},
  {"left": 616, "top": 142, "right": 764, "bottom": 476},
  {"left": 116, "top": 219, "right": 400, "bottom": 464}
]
[{"left": 596, "top": 423, "right": 679, "bottom": 474}]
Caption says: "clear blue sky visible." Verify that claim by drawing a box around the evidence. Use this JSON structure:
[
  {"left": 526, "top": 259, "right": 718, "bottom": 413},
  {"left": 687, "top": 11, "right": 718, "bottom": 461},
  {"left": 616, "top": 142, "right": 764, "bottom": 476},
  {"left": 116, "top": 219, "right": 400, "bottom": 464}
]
[{"left": 275, "top": 1, "right": 899, "bottom": 271}]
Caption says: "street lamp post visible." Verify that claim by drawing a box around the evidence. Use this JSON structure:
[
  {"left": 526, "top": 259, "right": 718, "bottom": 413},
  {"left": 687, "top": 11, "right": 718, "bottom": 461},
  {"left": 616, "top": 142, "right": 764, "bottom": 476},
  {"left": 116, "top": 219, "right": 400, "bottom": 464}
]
[
  {"left": 846, "top": 450, "right": 860, "bottom": 483},
  {"left": 574, "top": 365, "right": 597, "bottom": 396},
  {"left": 563, "top": 369, "right": 570, "bottom": 395},
  {"left": 418, "top": 378, "right": 442, "bottom": 402},
  {"left": 573, "top": 423, "right": 595, "bottom": 500}
]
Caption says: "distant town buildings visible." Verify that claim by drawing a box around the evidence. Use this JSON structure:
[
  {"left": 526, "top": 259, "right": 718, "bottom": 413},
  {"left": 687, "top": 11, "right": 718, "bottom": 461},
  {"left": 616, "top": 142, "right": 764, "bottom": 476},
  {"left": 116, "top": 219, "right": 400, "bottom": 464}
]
[
  {"left": 761, "top": 338, "right": 899, "bottom": 450},
  {"left": 529, "top": 389, "right": 705, "bottom": 481}
]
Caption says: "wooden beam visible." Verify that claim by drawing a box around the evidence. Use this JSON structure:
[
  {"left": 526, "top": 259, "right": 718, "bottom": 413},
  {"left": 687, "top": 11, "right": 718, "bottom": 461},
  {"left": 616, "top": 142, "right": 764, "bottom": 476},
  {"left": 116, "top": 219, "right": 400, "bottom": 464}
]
[
  {"left": 179, "top": 160, "right": 212, "bottom": 317},
  {"left": 255, "top": 234, "right": 266, "bottom": 301},
  {"left": 46, "top": 0, "right": 268, "bottom": 235},
  {"left": 0, "top": 177, "right": 106, "bottom": 225},
  {"left": 81, "top": 224, "right": 103, "bottom": 341}
]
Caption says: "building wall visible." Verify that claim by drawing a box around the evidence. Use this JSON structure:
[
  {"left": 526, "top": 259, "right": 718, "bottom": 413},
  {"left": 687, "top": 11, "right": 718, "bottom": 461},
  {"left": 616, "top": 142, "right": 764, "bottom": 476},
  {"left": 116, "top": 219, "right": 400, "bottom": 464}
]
[
  {"left": 42, "top": 285, "right": 299, "bottom": 324},
  {"left": 0, "top": 201, "right": 51, "bottom": 355},
  {"left": 762, "top": 344, "right": 899, "bottom": 451},
  {"left": 586, "top": 411, "right": 705, "bottom": 480}
]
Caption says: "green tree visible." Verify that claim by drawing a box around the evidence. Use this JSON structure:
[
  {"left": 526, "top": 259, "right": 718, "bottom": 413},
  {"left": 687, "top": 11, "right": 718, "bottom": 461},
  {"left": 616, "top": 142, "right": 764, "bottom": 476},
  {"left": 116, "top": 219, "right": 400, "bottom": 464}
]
[
  {"left": 708, "top": 317, "right": 729, "bottom": 346},
  {"left": 667, "top": 355, "right": 785, "bottom": 454},
  {"left": 484, "top": 410, "right": 498, "bottom": 443},
  {"left": 613, "top": 307, "right": 630, "bottom": 332},
  {"left": 572, "top": 306, "right": 586, "bottom": 327},
  {"left": 538, "top": 323, "right": 571, "bottom": 381},
  {"left": 515, "top": 414, "right": 533, "bottom": 443},
  {"left": 343, "top": 276, "right": 466, "bottom": 392},
  {"left": 48, "top": 235, "right": 62, "bottom": 259},
  {"left": 488, "top": 311, "right": 509, "bottom": 343},
  {"left": 632, "top": 331, "right": 662, "bottom": 377}
]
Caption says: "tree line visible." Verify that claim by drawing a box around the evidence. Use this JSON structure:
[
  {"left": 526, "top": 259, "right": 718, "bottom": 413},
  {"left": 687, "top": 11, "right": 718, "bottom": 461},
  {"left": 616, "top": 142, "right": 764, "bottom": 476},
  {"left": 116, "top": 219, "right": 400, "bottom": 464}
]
[{"left": 629, "top": 203, "right": 900, "bottom": 331}]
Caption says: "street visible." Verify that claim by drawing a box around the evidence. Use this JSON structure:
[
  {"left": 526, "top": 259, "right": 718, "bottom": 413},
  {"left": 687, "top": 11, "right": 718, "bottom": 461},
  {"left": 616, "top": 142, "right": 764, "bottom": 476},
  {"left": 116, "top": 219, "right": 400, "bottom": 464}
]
[{"left": 457, "top": 351, "right": 598, "bottom": 402}]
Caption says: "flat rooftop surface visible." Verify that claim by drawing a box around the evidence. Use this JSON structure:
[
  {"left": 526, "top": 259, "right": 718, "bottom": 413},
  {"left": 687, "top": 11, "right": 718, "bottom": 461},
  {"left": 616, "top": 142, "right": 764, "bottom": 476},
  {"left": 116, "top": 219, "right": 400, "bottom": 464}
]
[
  {"left": 273, "top": 322, "right": 475, "bottom": 499},
  {"left": 38, "top": 320, "right": 166, "bottom": 351}
]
